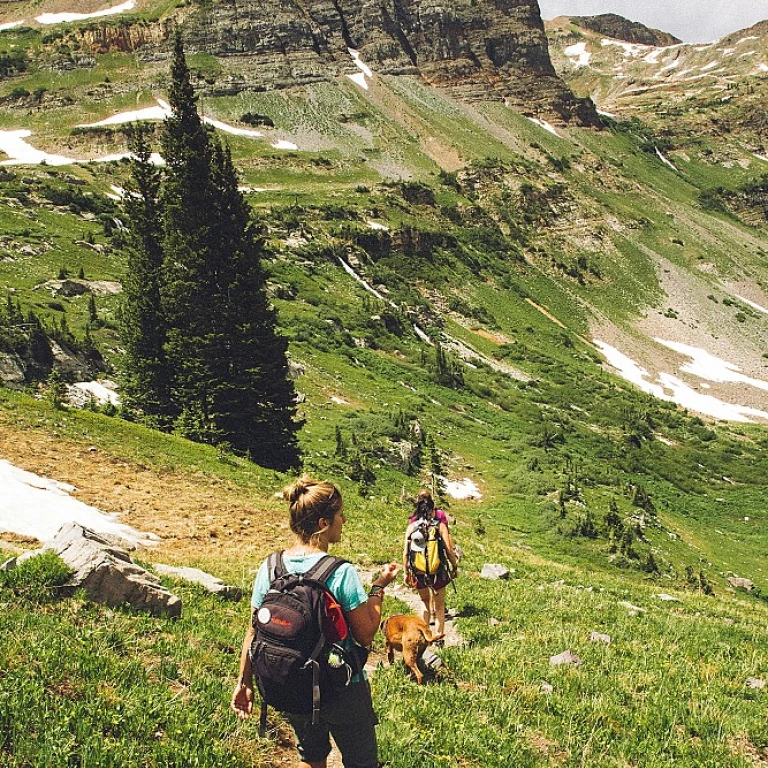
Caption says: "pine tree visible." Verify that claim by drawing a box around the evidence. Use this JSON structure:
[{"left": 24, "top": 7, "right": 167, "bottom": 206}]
[
  {"left": 120, "top": 31, "right": 300, "bottom": 468},
  {"left": 120, "top": 120, "right": 173, "bottom": 427}
]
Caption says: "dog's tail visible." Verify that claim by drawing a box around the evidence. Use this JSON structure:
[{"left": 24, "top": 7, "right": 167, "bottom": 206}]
[{"left": 422, "top": 629, "right": 445, "bottom": 645}]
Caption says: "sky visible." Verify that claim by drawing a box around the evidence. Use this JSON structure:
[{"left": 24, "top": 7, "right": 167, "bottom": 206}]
[{"left": 538, "top": 0, "right": 768, "bottom": 43}]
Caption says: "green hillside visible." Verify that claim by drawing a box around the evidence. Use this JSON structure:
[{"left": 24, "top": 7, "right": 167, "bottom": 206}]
[{"left": 2, "top": 7, "right": 768, "bottom": 766}]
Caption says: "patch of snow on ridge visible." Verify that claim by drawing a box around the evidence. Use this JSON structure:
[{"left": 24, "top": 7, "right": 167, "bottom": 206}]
[
  {"left": 735, "top": 296, "right": 768, "bottom": 314},
  {"left": 0, "top": 22, "right": 24, "bottom": 31},
  {"left": 0, "top": 130, "right": 76, "bottom": 166},
  {"left": 601, "top": 39, "right": 649, "bottom": 57},
  {"left": 654, "top": 339, "right": 768, "bottom": 392},
  {"left": 593, "top": 340, "right": 768, "bottom": 424},
  {"left": 347, "top": 48, "right": 373, "bottom": 90},
  {"left": 527, "top": 117, "right": 560, "bottom": 137},
  {"left": 441, "top": 477, "right": 482, "bottom": 500},
  {"left": 564, "top": 42, "right": 591, "bottom": 67},
  {"left": 70, "top": 380, "right": 120, "bottom": 406},
  {"left": 655, "top": 148, "right": 677, "bottom": 171},
  {"left": 37, "top": 1, "right": 135, "bottom": 24},
  {"left": 204, "top": 118, "right": 262, "bottom": 138},
  {"left": 271, "top": 140, "right": 298, "bottom": 150},
  {"left": 78, "top": 102, "right": 170, "bottom": 127},
  {"left": 0, "top": 459, "right": 157, "bottom": 546}
]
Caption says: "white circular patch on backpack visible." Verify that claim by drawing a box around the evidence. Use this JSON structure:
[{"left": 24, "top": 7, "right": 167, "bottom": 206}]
[{"left": 257, "top": 607, "right": 271, "bottom": 625}]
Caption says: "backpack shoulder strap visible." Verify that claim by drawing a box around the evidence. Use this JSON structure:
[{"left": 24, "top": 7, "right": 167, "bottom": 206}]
[
  {"left": 304, "top": 554, "right": 348, "bottom": 586},
  {"left": 267, "top": 551, "right": 284, "bottom": 583}
]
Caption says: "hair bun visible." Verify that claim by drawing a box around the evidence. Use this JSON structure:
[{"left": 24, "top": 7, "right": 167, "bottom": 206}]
[{"left": 283, "top": 476, "right": 313, "bottom": 504}]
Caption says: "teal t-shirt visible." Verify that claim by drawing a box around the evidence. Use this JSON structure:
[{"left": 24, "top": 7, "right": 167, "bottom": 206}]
[{"left": 251, "top": 552, "right": 369, "bottom": 682}]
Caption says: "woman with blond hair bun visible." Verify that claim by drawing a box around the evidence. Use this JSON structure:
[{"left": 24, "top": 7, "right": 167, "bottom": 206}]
[{"left": 232, "top": 476, "right": 399, "bottom": 768}]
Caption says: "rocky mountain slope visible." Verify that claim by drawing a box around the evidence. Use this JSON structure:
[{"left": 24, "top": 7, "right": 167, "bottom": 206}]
[
  {"left": 569, "top": 13, "right": 681, "bottom": 47},
  {"left": 546, "top": 15, "right": 768, "bottom": 152},
  {"left": 0, "top": 0, "right": 598, "bottom": 125}
]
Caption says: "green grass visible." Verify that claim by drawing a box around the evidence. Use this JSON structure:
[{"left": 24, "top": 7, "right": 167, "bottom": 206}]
[{"left": 1, "top": 23, "right": 768, "bottom": 765}]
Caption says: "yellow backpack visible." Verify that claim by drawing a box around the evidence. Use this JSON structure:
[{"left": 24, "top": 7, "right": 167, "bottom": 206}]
[{"left": 409, "top": 520, "right": 445, "bottom": 576}]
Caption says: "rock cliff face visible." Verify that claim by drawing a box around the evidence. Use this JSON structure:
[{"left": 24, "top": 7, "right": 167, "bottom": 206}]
[
  {"left": 175, "top": 0, "right": 598, "bottom": 125},
  {"left": 570, "top": 14, "right": 681, "bottom": 47}
]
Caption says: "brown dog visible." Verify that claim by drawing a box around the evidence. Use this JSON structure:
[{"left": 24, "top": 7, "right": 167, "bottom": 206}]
[{"left": 381, "top": 614, "right": 444, "bottom": 684}]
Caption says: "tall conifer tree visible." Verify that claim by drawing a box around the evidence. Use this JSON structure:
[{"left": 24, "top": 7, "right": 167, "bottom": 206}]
[
  {"left": 120, "top": 31, "right": 300, "bottom": 469},
  {"left": 121, "top": 122, "right": 173, "bottom": 426}
]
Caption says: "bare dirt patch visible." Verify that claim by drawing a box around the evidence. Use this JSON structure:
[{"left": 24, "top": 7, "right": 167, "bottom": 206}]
[{"left": 0, "top": 423, "right": 285, "bottom": 569}]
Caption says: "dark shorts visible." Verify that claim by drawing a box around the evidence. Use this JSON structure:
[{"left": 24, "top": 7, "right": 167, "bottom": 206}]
[
  {"left": 413, "top": 569, "right": 451, "bottom": 592},
  {"left": 285, "top": 680, "right": 379, "bottom": 768}
]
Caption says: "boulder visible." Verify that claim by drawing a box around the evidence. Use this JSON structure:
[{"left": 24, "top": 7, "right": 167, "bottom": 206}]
[
  {"left": 480, "top": 563, "right": 510, "bottom": 580},
  {"left": 152, "top": 564, "right": 242, "bottom": 601},
  {"left": 550, "top": 649, "right": 582, "bottom": 666},
  {"left": 49, "top": 523, "right": 181, "bottom": 617},
  {"left": 728, "top": 576, "right": 754, "bottom": 591},
  {"left": 589, "top": 631, "right": 611, "bottom": 644}
]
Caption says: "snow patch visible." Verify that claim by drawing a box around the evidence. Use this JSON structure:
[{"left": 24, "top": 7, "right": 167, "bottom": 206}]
[
  {"left": 653, "top": 59, "right": 680, "bottom": 78},
  {"left": 655, "top": 147, "right": 677, "bottom": 171},
  {"left": 593, "top": 340, "right": 768, "bottom": 424},
  {"left": 366, "top": 220, "right": 389, "bottom": 231},
  {"left": 0, "top": 459, "right": 156, "bottom": 546},
  {"left": 37, "top": 1, "right": 135, "bottom": 24},
  {"left": 204, "top": 117, "right": 263, "bottom": 138},
  {"left": 564, "top": 42, "right": 591, "bottom": 68},
  {"left": 0, "top": 129, "right": 77, "bottom": 166},
  {"left": 78, "top": 102, "right": 170, "bottom": 127},
  {"left": 271, "top": 140, "right": 298, "bottom": 150},
  {"left": 347, "top": 48, "right": 373, "bottom": 90},
  {"left": 527, "top": 117, "right": 560, "bottom": 137},
  {"left": 0, "top": 21, "right": 24, "bottom": 31},
  {"left": 601, "top": 39, "right": 649, "bottom": 57},
  {"left": 655, "top": 339, "right": 768, "bottom": 392},
  {"left": 441, "top": 477, "right": 482, "bottom": 500},
  {"left": 70, "top": 380, "right": 120, "bottom": 406},
  {"left": 735, "top": 295, "right": 768, "bottom": 314}
]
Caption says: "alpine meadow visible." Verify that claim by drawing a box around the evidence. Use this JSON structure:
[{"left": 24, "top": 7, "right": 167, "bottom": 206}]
[{"left": 1, "top": 1, "right": 768, "bottom": 767}]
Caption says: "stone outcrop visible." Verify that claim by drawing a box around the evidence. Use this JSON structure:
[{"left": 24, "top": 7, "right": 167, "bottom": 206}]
[
  {"left": 152, "top": 564, "right": 243, "bottom": 601},
  {"left": 49, "top": 523, "right": 181, "bottom": 617},
  {"left": 69, "top": 0, "right": 598, "bottom": 125},
  {"left": 571, "top": 14, "right": 681, "bottom": 47}
]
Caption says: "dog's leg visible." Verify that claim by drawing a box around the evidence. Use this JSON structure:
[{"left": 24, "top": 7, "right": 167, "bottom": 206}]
[{"left": 403, "top": 647, "right": 424, "bottom": 685}]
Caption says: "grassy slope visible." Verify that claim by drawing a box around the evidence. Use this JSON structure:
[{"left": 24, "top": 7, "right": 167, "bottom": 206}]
[{"left": 2, "top": 21, "right": 768, "bottom": 766}]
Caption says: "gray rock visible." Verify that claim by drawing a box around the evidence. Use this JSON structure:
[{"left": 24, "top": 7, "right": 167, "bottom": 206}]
[
  {"left": 480, "top": 563, "right": 510, "bottom": 580},
  {"left": 49, "top": 523, "right": 181, "bottom": 617},
  {"left": 589, "top": 631, "right": 611, "bottom": 644},
  {"left": 152, "top": 564, "right": 242, "bottom": 600},
  {"left": 728, "top": 576, "right": 754, "bottom": 591},
  {"left": 550, "top": 649, "right": 582, "bottom": 666},
  {"left": 540, "top": 682, "right": 554, "bottom": 694},
  {"left": 746, "top": 677, "right": 765, "bottom": 689}
]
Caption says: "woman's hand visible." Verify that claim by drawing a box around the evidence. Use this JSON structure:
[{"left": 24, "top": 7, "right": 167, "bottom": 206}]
[
  {"left": 374, "top": 562, "right": 400, "bottom": 588},
  {"left": 231, "top": 682, "right": 254, "bottom": 719}
]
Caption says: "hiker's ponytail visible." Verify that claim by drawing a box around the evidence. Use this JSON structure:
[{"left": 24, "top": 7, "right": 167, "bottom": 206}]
[{"left": 414, "top": 489, "right": 435, "bottom": 520}]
